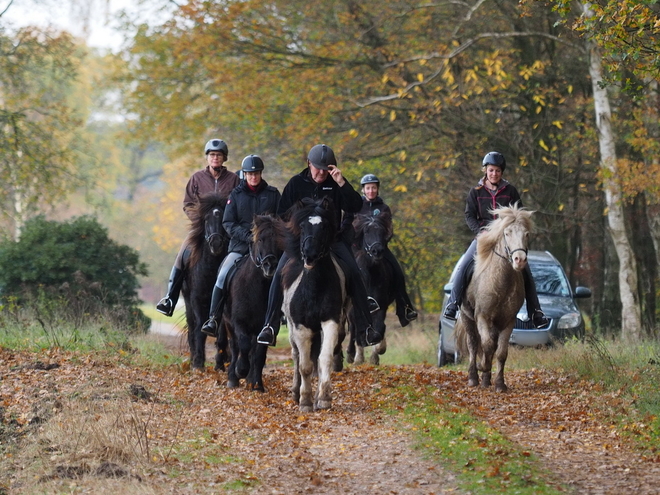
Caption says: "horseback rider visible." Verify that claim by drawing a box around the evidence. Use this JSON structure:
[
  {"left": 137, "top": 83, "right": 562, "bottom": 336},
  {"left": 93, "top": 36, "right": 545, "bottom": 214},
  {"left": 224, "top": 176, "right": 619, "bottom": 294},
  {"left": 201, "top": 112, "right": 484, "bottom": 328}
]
[
  {"left": 442, "top": 151, "right": 549, "bottom": 328},
  {"left": 256, "top": 144, "right": 382, "bottom": 347},
  {"left": 358, "top": 174, "right": 418, "bottom": 327},
  {"left": 200, "top": 155, "right": 281, "bottom": 336},
  {"left": 156, "top": 139, "right": 240, "bottom": 316}
]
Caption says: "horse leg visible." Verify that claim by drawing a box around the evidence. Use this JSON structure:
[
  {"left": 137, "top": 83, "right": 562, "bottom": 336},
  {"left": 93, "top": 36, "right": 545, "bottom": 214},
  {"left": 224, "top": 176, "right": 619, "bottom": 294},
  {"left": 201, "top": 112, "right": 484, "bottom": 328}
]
[
  {"left": 493, "top": 330, "right": 512, "bottom": 392},
  {"left": 214, "top": 322, "right": 228, "bottom": 372},
  {"left": 247, "top": 336, "right": 267, "bottom": 392},
  {"left": 317, "top": 320, "right": 340, "bottom": 410},
  {"left": 478, "top": 325, "right": 497, "bottom": 388},
  {"left": 346, "top": 311, "right": 357, "bottom": 364},
  {"left": 236, "top": 332, "right": 251, "bottom": 379},
  {"left": 293, "top": 326, "right": 315, "bottom": 412},
  {"left": 465, "top": 323, "right": 481, "bottom": 387},
  {"left": 226, "top": 334, "right": 240, "bottom": 389},
  {"left": 290, "top": 331, "right": 302, "bottom": 405},
  {"left": 192, "top": 326, "right": 208, "bottom": 371}
]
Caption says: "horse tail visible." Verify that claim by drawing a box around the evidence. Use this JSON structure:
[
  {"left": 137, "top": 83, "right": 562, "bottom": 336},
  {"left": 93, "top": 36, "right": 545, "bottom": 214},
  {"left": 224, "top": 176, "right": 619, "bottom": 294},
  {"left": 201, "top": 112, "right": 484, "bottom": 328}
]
[
  {"left": 454, "top": 314, "right": 480, "bottom": 360},
  {"left": 454, "top": 317, "right": 468, "bottom": 358}
]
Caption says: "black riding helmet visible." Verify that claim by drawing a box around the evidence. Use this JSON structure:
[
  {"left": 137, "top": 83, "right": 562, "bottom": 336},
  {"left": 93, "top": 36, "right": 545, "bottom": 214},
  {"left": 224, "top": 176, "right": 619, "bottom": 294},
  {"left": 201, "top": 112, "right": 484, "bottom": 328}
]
[
  {"left": 241, "top": 154, "right": 264, "bottom": 172},
  {"left": 307, "top": 144, "right": 337, "bottom": 170},
  {"left": 205, "top": 139, "right": 229, "bottom": 157},
  {"left": 482, "top": 151, "right": 506, "bottom": 172},
  {"left": 360, "top": 174, "right": 380, "bottom": 186}
]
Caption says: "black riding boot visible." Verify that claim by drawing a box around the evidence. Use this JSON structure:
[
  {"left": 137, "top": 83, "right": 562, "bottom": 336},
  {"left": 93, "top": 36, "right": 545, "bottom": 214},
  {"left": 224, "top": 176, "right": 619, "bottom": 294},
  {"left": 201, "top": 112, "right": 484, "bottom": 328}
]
[
  {"left": 201, "top": 286, "right": 226, "bottom": 337},
  {"left": 523, "top": 265, "right": 549, "bottom": 328},
  {"left": 257, "top": 253, "right": 287, "bottom": 346},
  {"left": 156, "top": 266, "right": 184, "bottom": 317}
]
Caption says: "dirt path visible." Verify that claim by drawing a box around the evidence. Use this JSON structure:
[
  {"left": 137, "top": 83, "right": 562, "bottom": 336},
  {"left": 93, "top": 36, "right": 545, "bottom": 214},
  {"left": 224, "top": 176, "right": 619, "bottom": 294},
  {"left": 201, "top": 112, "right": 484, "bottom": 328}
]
[{"left": 3, "top": 327, "right": 659, "bottom": 493}]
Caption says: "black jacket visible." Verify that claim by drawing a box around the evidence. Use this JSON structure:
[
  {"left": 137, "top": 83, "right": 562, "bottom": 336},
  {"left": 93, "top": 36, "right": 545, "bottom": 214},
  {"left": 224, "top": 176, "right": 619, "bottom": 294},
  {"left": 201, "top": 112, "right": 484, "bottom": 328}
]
[
  {"left": 358, "top": 196, "right": 392, "bottom": 217},
  {"left": 465, "top": 178, "right": 522, "bottom": 235},
  {"left": 278, "top": 168, "right": 363, "bottom": 234},
  {"left": 223, "top": 180, "right": 281, "bottom": 255}
]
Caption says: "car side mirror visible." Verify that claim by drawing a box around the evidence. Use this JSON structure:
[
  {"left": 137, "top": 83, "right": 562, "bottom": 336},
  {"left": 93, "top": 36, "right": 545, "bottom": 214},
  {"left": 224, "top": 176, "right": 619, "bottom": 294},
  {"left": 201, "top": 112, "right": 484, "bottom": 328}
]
[
  {"left": 573, "top": 286, "right": 591, "bottom": 298},
  {"left": 444, "top": 283, "right": 453, "bottom": 294}
]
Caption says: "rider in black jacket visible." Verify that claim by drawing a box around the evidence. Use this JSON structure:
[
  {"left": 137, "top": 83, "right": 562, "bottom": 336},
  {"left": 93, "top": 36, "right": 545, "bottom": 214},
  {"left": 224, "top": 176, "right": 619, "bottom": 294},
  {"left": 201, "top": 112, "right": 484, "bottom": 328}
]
[
  {"left": 256, "top": 144, "right": 382, "bottom": 347},
  {"left": 201, "top": 155, "right": 281, "bottom": 336}
]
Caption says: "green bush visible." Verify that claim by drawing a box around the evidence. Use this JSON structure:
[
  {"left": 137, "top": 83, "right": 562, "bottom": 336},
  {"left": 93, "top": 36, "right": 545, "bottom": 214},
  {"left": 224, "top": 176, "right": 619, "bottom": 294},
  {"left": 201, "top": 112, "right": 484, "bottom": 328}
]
[{"left": 0, "top": 215, "right": 150, "bottom": 332}]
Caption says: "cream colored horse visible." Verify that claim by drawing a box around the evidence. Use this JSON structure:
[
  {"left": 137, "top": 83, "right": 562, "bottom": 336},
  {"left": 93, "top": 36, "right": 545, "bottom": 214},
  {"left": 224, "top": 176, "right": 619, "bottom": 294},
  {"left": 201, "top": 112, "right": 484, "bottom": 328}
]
[{"left": 455, "top": 204, "right": 533, "bottom": 392}]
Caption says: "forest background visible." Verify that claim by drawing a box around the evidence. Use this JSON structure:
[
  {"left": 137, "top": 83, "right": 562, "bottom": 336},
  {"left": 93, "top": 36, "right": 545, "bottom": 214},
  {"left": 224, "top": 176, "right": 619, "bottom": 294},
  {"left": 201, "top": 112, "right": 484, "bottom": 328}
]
[{"left": 1, "top": 0, "right": 660, "bottom": 340}]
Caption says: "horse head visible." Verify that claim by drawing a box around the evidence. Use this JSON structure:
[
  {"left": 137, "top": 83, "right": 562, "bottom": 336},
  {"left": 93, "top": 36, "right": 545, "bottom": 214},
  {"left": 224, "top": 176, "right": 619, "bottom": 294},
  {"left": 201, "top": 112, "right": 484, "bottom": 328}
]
[
  {"left": 353, "top": 213, "right": 393, "bottom": 260},
  {"left": 188, "top": 193, "right": 229, "bottom": 263},
  {"left": 289, "top": 197, "right": 337, "bottom": 270},
  {"left": 250, "top": 214, "right": 285, "bottom": 278},
  {"left": 477, "top": 203, "right": 533, "bottom": 272}
]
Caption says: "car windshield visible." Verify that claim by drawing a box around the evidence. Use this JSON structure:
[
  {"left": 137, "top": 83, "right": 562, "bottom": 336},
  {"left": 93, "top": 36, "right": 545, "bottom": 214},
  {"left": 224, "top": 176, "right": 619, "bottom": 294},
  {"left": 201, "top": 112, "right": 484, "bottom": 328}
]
[{"left": 530, "top": 262, "right": 571, "bottom": 296}]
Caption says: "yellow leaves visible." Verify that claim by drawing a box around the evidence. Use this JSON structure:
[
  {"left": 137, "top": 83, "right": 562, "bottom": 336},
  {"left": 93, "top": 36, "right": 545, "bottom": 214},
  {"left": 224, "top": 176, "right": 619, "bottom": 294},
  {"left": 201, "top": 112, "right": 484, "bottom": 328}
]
[
  {"left": 348, "top": 129, "right": 359, "bottom": 138},
  {"left": 552, "top": 120, "right": 563, "bottom": 129},
  {"left": 558, "top": 203, "right": 565, "bottom": 212},
  {"left": 416, "top": 73, "right": 424, "bottom": 82},
  {"left": 389, "top": 110, "right": 396, "bottom": 122},
  {"left": 381, "top": 74, "right": 389, "bottom": 84},
  {"left": 399, "top": 150, "right": 407, "bottom": 161},
  {"left": 539, "top": 139, "right": 549, "bottom": 151},
  {"left": 394, "top": 185, "right": 408, "bottom": 192}
]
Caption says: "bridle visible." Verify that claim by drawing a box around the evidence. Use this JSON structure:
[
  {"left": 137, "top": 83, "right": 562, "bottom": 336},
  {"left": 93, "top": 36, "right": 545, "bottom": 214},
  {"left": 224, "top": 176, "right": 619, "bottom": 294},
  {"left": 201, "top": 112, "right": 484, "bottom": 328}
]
[
  {"left": 249, "top": 243, "right": 277, "bottom": 269},
  {"left": 205, "top": 208, "right": 225, "bottom": 245},
  {"left": 300, "top": 234, "right": 328, "bottom": 260},
  {"left": 493, "top": 233, "right": 527, "bottom": 263}
]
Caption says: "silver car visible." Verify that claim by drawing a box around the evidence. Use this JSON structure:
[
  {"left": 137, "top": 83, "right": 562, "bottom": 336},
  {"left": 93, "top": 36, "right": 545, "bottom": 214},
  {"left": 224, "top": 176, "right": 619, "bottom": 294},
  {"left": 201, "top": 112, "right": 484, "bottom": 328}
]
[{"left": 437, "top": 250, "right": 592, "bottom": 366}]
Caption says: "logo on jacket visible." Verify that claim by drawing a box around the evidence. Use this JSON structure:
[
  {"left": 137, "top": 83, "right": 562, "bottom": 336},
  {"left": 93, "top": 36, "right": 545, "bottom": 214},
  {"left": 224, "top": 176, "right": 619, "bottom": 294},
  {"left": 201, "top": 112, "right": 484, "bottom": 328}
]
[{"left": 373, "top": 208, "right": 381, "bottom": 216}]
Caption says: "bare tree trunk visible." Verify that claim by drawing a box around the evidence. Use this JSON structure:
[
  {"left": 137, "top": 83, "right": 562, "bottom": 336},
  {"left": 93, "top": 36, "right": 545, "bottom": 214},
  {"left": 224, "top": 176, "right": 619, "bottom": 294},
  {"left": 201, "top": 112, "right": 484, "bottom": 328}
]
[{"left": 583, "top": 3, "right": 643, "bottom": 340}]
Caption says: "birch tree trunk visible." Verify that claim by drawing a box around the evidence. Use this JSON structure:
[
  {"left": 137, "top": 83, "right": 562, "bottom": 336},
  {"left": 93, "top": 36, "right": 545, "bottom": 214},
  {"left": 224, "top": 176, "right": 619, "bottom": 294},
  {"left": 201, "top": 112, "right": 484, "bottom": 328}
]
[{"left": 583, "top": 3, "right": 643, "bottom": 340}]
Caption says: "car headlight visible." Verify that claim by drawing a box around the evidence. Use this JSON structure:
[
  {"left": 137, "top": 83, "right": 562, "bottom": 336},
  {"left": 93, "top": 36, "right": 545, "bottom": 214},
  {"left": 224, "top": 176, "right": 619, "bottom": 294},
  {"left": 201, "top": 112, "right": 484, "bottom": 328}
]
[{"left": 558, "top": 312, "right": 581, "bottom": 329}]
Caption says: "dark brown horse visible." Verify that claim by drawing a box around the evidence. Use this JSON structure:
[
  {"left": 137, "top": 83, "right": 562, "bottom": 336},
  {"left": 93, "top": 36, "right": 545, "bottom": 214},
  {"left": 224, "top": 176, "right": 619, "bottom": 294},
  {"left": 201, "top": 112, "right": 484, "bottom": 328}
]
[
  {"left": 181, "top": 192, "right": 230, "bottom": 371},
  {"left": 223, "top": 214, "right": 286, "bottom": 391},
  {"left": 347, "top": 213, "right": 395, "bottom": 365},
  {"left": 455, "top": 204, "right": 533, "bottom": 392}
]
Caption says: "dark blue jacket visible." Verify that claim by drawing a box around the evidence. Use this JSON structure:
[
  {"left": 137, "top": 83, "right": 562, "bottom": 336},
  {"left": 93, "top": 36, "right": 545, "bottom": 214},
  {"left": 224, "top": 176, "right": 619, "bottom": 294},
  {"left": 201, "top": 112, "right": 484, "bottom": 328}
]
[{"left": 223, "top": 180, "right": 281, "bottom": 254}]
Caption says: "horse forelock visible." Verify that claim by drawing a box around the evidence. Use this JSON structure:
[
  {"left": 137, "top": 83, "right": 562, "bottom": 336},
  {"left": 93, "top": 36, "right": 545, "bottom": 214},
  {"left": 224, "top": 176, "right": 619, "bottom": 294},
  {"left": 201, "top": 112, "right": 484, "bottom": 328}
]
[
  {"left": 252, "top": 214, "right": 287, "bottom": 253},
  {"left": 353, "top": 213, "right": 393, "bottom": 241},
  {"left": 476, "top": 205, "right": 533, "bottom": 261},
  {"left": 188, "top": 193, "right": 227, "bottom": 265}
]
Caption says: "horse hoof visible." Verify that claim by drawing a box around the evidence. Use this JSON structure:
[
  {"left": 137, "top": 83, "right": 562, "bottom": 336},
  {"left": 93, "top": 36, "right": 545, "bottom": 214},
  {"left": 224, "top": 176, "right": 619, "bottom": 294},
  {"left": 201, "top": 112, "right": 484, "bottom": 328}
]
[
  {"left": 299, "top": 405, "right": 314, "bottom": 413},
  {"left": 467, "top": 379, "right": 479, "bottom": 387},
  {"left": 495, "top": 384, "right": 508, "bottom": 393},
  {"left": 192, "top": 366, "right": 206, "bottom": 374},
  {"left": 227, "top": 379, "right": 239, "bottom": 389},
  {"left": 316, "top": 400, "right": 331, "bottom": 410}
]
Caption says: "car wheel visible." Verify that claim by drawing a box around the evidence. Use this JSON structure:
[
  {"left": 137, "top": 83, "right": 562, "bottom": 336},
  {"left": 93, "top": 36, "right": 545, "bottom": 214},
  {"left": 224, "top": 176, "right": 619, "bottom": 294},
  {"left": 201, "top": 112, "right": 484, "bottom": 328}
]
[{"left": 438, "top": 345, "right": 449, "bottom": 367}]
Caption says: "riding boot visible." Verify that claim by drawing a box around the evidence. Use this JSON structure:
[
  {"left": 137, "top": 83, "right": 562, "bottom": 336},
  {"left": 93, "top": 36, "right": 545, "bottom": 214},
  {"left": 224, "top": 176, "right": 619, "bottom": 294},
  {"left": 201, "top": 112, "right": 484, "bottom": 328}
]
[
  {"left": 156, "top": 266, "right": 184, "bottom": 317},
  {"left": 332, "top": 242, "right": 382, "bottom": 346},
  {"left": 395, "top": 293, "right": 418, "bottom": 328},
  {"left": 201, "top": 287, "right": 226, "bottom": 337},
  {"left": 443, "top": 240, "right": 477, "bottom": 321},
  {"left": 257, "top": 253, "right": 287, "bottom": 346},
  {"left": 523, "top": 265, "right": 549, "bottom": 328}
]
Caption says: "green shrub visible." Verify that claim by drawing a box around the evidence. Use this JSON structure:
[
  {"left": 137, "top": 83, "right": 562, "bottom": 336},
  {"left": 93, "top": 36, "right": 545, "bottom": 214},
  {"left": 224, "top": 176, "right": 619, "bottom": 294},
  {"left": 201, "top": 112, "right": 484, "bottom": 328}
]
[{"left": 0, "top": 215, "right": 150, "bottom": 332}]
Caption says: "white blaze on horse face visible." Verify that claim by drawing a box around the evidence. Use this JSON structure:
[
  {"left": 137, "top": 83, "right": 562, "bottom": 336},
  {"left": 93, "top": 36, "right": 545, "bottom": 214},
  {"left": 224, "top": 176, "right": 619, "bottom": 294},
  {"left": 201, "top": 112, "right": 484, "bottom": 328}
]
[{"left": 308, "top": 215, "right": 322, "bottom": 226}]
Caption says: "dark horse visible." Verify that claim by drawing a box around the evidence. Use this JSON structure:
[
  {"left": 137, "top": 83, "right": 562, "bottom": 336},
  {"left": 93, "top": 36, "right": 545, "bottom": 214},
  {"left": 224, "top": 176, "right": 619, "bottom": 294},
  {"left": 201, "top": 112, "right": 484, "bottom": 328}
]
[
  {"left": 181, "top": 192, "right": 230, "bottom": 371},
  {"left": 347, "top": 213, "right": 395, "bottom": 365},
  {"left": 281, "top": 197, "right": 349, "bottom": 412},
  {"left": 455, "top": 204, "right": 533, "bottom": 392},
  {"left": 223, "top": 214, "right": 286, "bottom": 391}
]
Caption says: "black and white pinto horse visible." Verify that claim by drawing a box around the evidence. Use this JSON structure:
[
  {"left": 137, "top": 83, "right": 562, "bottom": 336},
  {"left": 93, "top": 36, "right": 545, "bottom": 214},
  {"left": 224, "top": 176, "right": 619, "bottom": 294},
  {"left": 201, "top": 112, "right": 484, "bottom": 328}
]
[
  {"left": 223, "top": 214, "right": 286, "bottom": 391},
  {"left": 281, "top": 197, "right": 350, "bottom": 412},
  {"left": 181, "top": 192, "right": 229, "bottom": 371},
  {"left": 348, "top": 213, "right": 396, "bottom": 365}
]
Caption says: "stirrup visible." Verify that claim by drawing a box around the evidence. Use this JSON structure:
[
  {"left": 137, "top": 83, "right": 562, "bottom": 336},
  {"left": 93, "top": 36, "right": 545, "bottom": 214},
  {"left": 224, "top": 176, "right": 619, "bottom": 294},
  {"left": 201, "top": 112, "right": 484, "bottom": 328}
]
[
  {"left": 156, "top": 297, "right": 174, "bottom": 317},
  {"left": 201, "top": 317, "right": 218, "bottom": 337},
  {"left": 532, "top": 310, "right": 549, "bottom": 329},
  {"left": 443, "top": 302, "right": 458, "bottom": 321},
  {"left": 367, "top": 296, "right": 380, "bottom": 314},
  {"left": 257, "top": 325, "right": 276, "bottom": 346},
  {"left": 365, "top": 325, "right": 383, "bottom": 346},
  {"left": 404, "top": 306, "right": 418, "bottom": 322}
]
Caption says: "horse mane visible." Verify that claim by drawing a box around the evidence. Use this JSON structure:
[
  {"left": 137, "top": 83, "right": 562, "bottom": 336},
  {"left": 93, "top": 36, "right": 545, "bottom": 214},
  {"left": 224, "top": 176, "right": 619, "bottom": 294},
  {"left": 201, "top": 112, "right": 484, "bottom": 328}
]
[
  {"left": 353, "top": 213, "right": 393, "bottom": 245},
  {"left": 187, "top": 192, "right": 227, "bottom": 266},
  {"left": 252, "top": 214, "right": 287, "bottom": 252},
  {"left": 475, "top": 203, "right": 533, "bottom": 263},
  {"left": 285, "top": 197, "right": 338, "bottom": 257}
]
